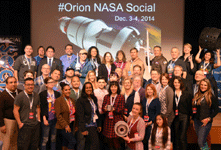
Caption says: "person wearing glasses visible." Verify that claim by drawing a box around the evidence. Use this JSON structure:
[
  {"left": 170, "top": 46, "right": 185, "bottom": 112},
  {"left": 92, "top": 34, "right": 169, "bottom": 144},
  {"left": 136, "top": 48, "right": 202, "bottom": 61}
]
[
  {"left": 70, "top": 49, "right": 93, "bottom": 85},
  {"left": 13, "top": 78, "right": 41, "bottom": 150},
  {"left": 39, "top": 77, "right": 61, "bottom": 150}
]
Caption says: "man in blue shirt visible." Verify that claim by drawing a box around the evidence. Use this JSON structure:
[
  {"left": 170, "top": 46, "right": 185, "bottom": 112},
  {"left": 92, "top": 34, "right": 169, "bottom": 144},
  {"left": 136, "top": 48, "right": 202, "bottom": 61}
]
[
  {"left": 34, "top": 46, "right": 46, "bottom": 67},
  {"left": 60, "top": 44, "right": 77, "bottom": 77}
]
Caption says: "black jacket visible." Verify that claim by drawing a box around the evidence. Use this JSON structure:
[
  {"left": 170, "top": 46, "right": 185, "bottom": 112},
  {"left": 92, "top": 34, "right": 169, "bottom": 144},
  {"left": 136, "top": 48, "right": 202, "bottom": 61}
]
[
  {"left": 39, "top": 90, "right": 61, "bottom": 121},
  {"left": 98, "top": 64, "right": 116, "bottom": 82},
  {"left": 76, "top": 95, "right": 101, "bottom": 132}
]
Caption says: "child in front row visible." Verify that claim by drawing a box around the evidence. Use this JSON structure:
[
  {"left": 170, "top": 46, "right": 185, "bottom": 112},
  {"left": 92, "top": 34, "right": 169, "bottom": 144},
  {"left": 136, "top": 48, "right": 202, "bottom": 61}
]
[{"left": 148, "top": 113, "right": 171, "bottom": 150}]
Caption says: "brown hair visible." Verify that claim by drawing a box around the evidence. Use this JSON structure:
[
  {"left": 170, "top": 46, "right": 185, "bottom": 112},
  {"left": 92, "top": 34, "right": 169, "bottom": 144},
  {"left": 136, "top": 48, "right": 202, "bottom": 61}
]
[
  {"left": 151, "top": 113, "right": 169, "bottom": 148},
  {"left": 115, "top": 50, "right": 126, "bottom": 63},
  {"left": 192, "top": 78, "right": 213, "bottom": 107},
  {"left": 145, "top": 84, "right": 158, "bottom": 99},
  {"left": 160, "top": 73, "right": 170, "bottom": 85},
  {"left": 133, "top": 103, "right": 143, "bottom": 117},
  {"left": 171, "top": 76, "right": 185, "bottom": 91},
  {"left": 102, "top": 52, "right": 114, "bottom": 64}
]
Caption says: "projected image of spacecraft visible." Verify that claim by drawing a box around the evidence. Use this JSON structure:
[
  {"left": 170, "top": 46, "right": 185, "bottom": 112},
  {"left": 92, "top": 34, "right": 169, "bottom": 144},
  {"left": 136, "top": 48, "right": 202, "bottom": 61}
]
[{"left": 59, "top": 16, "right": 145, "bottom": 57}]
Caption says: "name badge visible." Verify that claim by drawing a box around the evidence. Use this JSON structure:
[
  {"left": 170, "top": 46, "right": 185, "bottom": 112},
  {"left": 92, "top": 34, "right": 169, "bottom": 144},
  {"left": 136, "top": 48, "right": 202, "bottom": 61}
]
[
  {"left": 29, "top": 112, "right": 34, "bottom": 119},
  {"left": 192, "top": 107, "right": 197, "bottom": 114},
  {"left": 124, "top": 108, "right": 128, "bottom": 115},
  {"left": 175, "top": 109, "right": 178, "bottom": 116},
  {"left": 144, "top": 115, "right": 149, "bottom": 122},
  {"left": 109, "top": 112, "right": 113, "bottom": 119}
]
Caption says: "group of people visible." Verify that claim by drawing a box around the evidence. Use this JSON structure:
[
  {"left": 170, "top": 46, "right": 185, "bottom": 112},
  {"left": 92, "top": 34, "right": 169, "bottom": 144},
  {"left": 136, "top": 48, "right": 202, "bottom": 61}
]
[{"left": 0, "top": 43, "right": 220, "bottom": 150}]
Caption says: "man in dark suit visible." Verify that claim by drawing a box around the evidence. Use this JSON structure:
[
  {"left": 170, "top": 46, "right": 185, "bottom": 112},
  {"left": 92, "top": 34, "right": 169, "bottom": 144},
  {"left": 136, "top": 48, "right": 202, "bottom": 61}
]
[{"left": 37, "top": 46, "right": 63, "bottom": 80}]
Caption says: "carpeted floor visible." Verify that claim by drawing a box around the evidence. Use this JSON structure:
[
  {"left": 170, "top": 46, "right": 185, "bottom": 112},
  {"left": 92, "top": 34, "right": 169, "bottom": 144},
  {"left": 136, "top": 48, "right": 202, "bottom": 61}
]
[{"left": 188, "top": 144, "right": 221, "bottom": 150}]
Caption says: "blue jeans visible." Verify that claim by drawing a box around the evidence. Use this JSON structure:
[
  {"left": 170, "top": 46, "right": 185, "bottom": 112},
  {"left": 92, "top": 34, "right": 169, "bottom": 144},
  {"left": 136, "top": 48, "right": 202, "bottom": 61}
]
[
  {"left": 194, "top": 118, "right": 212, "bottom": 148},
  {"left": 41, "top": 119, "right": 57, "bottom": 150}
]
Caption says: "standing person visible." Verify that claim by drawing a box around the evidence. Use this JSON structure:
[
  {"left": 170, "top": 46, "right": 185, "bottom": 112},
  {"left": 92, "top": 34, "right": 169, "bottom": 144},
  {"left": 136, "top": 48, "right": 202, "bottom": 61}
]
[
  {"left": 13, "top": 78, "right": 41, "bottom": 150},
  {"left": 34, "top": 64, "right": 51, "bottom": 86},
  {"left": 159, "top": 73, "right": 174, "bottom": 127},
  {"left": 70, "top": 49, "right": 93, "bottom": 84},
  {"left": 179, "top": 43, "right": 197, "bottom": 92},
  {"left": 87, "top": 46, "right": 101, "bottom": 77},
  {"left": 98, "top": 52, "right": 116, "bottom": 83},
  {"left": 60, "top": 44, "right": 77, "bottom": 78},
  {"left": 167, "top": 47, "right": 187, "bottom": 79},
  {"left": 102, "top": 81, "right": 125, "bottom": 150},
  {"left": 39, "top": 77, "right": 61, "bottom": 150},
  {"left": 114, "top": 50, "right": 127, "bottom": 70},
  {"left": 171, "top": 76, "right": 192, "bottom": 150},
  {"left": 141, "top": 84, "right": 161, "bottom": 150},
  {"left": 123, "top": 48, "right": 144, "bottom": 79},
  {"left": 34, "top": 46, "right": 46, "bottom": 67},
  {"left": 133, "top": 65, "right": 148, "bottom": 88},
  {"left": 0, "top": 77, "right": 21, "bottom": 150},
  {"left": 17, "top": 70, "right": 40, "bottom": 93},
  {"left": 122, "top": 103, "right": 146, "bottom": 150},
  {"left": 39, "top": 69, "right": 62, "bottom": 93},
  {"left": 148, "top": 114, "right": 171, "bottom": 150},
  {"left": 121, "top": 78, "right": 139, "bottom": 118},
  {"left": 133, "top": 75, "right": 146, "bottom": 103},
  {"left": 192, "top": 79, "right": 219, "bottom": 150},
  {"left": 70, "top": 76, "right": 82, "bottom": 101},
  {"left": 38, "top": 46, "right": 63, "bottom": 80},
  {"left": 85, "top": 70, "right": 98, "bottom": 89},
  {"left": 54, "top": 83, "right": 76, "bottom": 150},
  {"left": 195, "top": 47, "right": 220, "bottom": 98},
  {"left": 146, "top": 69, "right": 162, "bottom": 95},
  {"left": 76, "top": 82, "right": 101, "bottom": 150},
  {"left": 14, "top": 45, "right": 37, "bottom": 83},
  {"left": 146, "top": 46, "right": 168, "bottom": 74},
  {"left": 94, "top": 76, "right": 108, "bottom": 114},
  {"left": 60, "top": 67, "right": 75, "bottom": 89}
]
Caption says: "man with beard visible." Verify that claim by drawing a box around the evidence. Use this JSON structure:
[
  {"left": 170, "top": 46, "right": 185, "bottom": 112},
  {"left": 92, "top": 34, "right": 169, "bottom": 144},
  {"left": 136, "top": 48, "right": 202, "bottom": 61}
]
[
  {"left": 60, "top": 44, "right": 77, "bottom": 78},
  {"left": 0, "top": 77, "right": 22, "bottom": 150}
]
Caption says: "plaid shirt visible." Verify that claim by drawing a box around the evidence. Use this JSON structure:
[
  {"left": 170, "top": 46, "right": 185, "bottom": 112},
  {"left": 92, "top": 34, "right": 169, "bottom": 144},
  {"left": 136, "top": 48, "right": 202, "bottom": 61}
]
[{"left": 102, "top": 94, "right": 125, "bottom": 138}]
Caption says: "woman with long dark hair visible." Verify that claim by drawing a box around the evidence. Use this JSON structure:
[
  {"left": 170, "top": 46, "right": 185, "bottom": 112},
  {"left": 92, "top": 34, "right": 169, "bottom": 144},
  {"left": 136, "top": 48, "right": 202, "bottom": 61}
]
[
  {"left": 171, "top": 76, "right": 192, "bottom": 150},
  {"left": 114, "top": 50, "right": 127, "bottom": 70},
  {"left": 102, "top": 81, "right": 125, "bottom": 150},
  {"left": 123, "top": 103, "right": 145, "bottom": 150},
  {"left": 195, "top": 47, "right": 220, "bottom": 98},
  {"left": 141, "top": 84, "right": 161, "bottom": 150},
  {"left": 98, "top": 52, "right": 116, "bottom": 82},
  {"left": 54, "top": 83, "right": 76, "bottom": 150},
  {"left": 76, "top": 82, "right": 101, "bottom": 150},
  {"left": 87, "top": 46, "right": 101, "bottom": 77},
  {"left": 149, "top": 113, "right": 171, "bottom": 150},
  {"left": 39, "top": 77, "right": 60, "bottom": 150},
  {"left": 192, "top": 78, "right": 219, "bottom": 149}
]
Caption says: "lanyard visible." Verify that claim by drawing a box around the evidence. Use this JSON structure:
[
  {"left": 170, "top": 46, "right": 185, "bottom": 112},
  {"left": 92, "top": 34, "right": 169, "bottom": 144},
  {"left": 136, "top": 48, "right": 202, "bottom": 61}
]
[
  {"left": 24, "top": 91, "right": 34, "bottom": 110},
  {"left": 194, "top": 84, "right": 198, "bottom": 95},
  {"left": 119, "top": 62, "right": 124, "bottom": 69},
  {"left": 175, "top": 91, "right": 182, "bottom": 107},
  {"left": 67, "top": 55, "right": 72, "bottom": 64},
  {"left": 41, "top": 76, "right": 44, "bottom": 84},
  {"left": 203, "top": 62, "right": 210, "bottom": 70},
  {"left": 88, "top": 98, "right": 97, "bottom": 114},
  {"left": 128, "top": 117, "right": 140, "bottom": 133},
  {"left": 110, "top": 95, "right": 117, "bottom": 106},
  {"left": 146, "top": 98, "right": 153, "bottom": 114},
  {"left": 6, "top": 88, "right": 18, "bottom": 99},
  {"left": 24, "top": 55, "right": 32, "bottom": 69},
  {"left": 169, "top": 58, "right": 178, "bottom": 66},
  {"left": 106, "top": 64, "right": 111, "bottom": 77}
]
